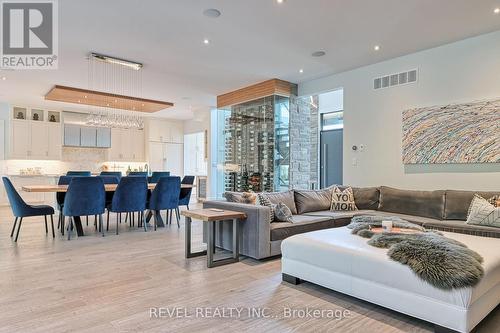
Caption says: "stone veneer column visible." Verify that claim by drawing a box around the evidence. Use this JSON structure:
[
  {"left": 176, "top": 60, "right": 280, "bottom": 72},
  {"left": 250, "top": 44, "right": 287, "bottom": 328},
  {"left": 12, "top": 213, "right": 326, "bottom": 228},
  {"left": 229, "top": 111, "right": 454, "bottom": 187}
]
[{"left": 288, "top": 96, "right": 319, "bottom": 190}]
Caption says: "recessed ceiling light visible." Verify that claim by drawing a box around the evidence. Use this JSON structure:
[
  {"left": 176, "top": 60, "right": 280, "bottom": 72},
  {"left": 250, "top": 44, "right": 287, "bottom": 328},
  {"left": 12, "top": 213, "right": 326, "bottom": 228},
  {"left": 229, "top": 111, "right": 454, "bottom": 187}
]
[
  {"left": 203, "top": 8, "right": 221, "bottom": 18},
  {"left": 311, "top": 51, "right": 326, "bottom": 57},
  {"left": 77, "top": 100, "right": 81, "bottom": 103},
  {"left": 203, "top": 39, "right": 210, "bottom": 45},
  {"left": 84, "top": 95, "right": 87, "bottom": 98},
  {"left": 1, "top": 76, "right": 6, "bottom": 80},
  {"left": 374, "top": 45, "right": 380, "bottom": 51},
  {"left": 299, "top": 69, "right": 304, "bottom": 73},
  {"left": 494, "top": 8, "right": 500, "bottom": 14},
  {"left": 276, "top": 0, "right": 285, "bottom": 3}
]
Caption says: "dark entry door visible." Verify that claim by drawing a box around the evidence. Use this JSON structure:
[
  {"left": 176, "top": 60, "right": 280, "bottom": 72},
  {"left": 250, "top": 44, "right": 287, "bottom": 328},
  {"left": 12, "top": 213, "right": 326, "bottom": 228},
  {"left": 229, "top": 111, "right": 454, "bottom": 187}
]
[{"left": 320, "top": 129, "right": 343, "bottom": 188}]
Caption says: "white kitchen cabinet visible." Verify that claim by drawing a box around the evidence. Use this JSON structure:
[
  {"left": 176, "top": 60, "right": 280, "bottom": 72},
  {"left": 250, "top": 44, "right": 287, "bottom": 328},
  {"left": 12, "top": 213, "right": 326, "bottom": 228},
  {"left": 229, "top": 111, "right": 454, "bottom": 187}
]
[
  {"left": 8, "top": 109, "right": 62, "bottom": 160},
  {"left": 47, "top": 123, "right": 62, "bottom": 159},
  {"left": 30, "top": 122, "right": 49, "bottom": 159},
  {"left": 0, "top": 120, "right": 4, "bottom": 160},
  {"left": 170, "top": 124, "right": 184, "bottom": 143},
  {"left": 148, "top": 141, "right": 165, "bottom": 172},
  {"left": 110, "top": 128, "right": 123, "bottom": 160},
  {"left": 148, "top": 119, "right": 183, "bottom": 143},
  {"left": 148, "top": 142, "right": 183, "bottom": 176},
  {"left": 148, "top": 120, "right": 168, "bottom": 142},
  {"left": 109, "top": 128, "right": 145, "bottom": 162},
  {"left": 64, "top": 124, "right": 81, "bottom": 147},
  {"left": 165, "top": 143, "right": 183, "bottom": 176},
  {"left": 131, "top": 129, "right": 145, "bottom": 161},
  {"left": 10, "top": 120, "right": 30, "bottom": 158}
]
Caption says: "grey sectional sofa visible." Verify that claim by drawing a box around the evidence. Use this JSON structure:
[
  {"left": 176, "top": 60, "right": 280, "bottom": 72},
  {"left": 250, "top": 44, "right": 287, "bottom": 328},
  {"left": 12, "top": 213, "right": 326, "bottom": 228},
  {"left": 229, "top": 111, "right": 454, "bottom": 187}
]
[{"left": 203, "top": 186, "right": 500, "bottom": 259}]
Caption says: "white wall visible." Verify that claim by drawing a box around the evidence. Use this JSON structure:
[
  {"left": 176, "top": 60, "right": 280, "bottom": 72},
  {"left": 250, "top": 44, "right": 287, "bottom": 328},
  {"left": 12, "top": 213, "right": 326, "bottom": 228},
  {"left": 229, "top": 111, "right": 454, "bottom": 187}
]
[{"left": 300, "top": 30, "right": 500, "bottom": 191}]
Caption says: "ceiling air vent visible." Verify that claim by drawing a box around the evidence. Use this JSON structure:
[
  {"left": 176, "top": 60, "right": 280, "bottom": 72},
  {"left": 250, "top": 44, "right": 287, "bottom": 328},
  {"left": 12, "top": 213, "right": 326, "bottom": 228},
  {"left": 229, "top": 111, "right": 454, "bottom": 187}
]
[{"left": 373, "top": 69, "right": 418, "bottom": 90}]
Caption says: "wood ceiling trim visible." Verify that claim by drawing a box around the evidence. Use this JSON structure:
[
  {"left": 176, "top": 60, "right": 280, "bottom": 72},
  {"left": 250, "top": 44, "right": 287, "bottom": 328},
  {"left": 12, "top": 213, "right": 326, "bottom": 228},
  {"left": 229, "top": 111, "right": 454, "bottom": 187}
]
[
  {"left": 217, "top": 79, "right": 297, "bottom": 108},
  {"left": 45, "top": 85, "right": 174, "bottom": 113}
]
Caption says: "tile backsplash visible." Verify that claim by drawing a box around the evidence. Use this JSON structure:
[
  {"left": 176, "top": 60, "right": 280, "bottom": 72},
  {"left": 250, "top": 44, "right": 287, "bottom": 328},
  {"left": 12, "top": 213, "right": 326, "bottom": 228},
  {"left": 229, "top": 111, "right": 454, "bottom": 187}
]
[{"left": 0, "top": 147, "right": 147, "bottom": 175}]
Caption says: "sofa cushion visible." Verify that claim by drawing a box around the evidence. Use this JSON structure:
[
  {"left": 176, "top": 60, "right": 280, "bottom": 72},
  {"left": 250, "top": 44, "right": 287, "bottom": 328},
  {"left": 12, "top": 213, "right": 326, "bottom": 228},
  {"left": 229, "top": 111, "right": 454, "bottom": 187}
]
[
  {"left": 270, "top": 215, "right": 335, "bottom": 241},
  {"left": 444, "top": 190, "right": 500, "bottom": 220},
  {"left": 294, "top": 188, "right": 332, "bottom": 214},
  {"left": 378, "top": 186, "right": 445, "bottom": 220},
  {"left": 303, "top": 209, "right": 376, "bottom": 228},
  {"left": 423, "top": 219, "right": 500, "bottom": 238},
  {"left": 264, "top": 190, "right": 298, "bottom": 215},
  {"left": 361, "top": 211, "right": 442, "bottom": 226},
  {"left": 352, "top": 187, "right": 380, "bottom": 210},
  {"left": 303, "top": 209, "right": 378, "bottom": 219}
]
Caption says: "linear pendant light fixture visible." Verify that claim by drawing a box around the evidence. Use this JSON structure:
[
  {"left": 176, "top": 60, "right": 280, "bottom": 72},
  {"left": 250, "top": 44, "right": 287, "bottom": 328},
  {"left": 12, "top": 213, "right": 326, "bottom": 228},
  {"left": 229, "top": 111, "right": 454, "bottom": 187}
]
[{"left": 90, "top": 53, "right": 143, "bottom": 71}]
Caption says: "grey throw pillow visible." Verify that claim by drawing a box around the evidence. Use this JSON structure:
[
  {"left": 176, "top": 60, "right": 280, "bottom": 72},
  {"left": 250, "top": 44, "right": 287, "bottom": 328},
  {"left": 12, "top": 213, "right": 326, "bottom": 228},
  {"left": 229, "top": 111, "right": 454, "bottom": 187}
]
[
  {"left": 224, "top": 191, "right": 243, "bottom": 203},
  {"left": 274, "top": 202, "right": 293, "bottom": 222}
]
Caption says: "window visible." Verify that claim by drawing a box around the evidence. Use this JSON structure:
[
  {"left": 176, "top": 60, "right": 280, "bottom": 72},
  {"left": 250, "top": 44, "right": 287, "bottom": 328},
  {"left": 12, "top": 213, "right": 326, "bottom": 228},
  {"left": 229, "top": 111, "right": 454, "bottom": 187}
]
[{"left": 321, "top": 111, "right": 344, "bottom": 131}]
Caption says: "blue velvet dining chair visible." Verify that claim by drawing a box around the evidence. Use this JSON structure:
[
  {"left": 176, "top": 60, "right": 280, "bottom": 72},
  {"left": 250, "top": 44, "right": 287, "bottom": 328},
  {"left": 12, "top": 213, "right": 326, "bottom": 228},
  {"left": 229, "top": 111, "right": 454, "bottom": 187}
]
[
  {"left": 66, "top": 171, "right": 92, "bottom": 176},
  {"left": 2, "top": 177, "right": 55, "bottom": 242},
  {"left": 108, "top": 176, "right": 148, "bottom": 234},
  {"left": 56, "top": 176, "right": 75, "bottom": 235},
  {"left": 149, "top": 171, "right": 170, "bottom": 183},
  {"left": 99, "top": 171, "right": 122, "bottom": 179},
  {"left": 178, "top": 176, "right": 195, "bottom": 212},
  {"left": 97, "top": 176, "right": 120, "bottom": 228},
  {"left": 148, "top": 176, "right": 181, "bottom": 229},
  {"left": 63, "top": 177, "right": 105, "bottom": 240}
]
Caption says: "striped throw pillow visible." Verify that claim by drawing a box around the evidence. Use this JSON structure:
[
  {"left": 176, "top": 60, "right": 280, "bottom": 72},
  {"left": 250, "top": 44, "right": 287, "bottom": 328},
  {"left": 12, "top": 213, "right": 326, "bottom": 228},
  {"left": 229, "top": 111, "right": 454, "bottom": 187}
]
[{"left": 257, "top": 193, "right": 275, "bottom": 223}]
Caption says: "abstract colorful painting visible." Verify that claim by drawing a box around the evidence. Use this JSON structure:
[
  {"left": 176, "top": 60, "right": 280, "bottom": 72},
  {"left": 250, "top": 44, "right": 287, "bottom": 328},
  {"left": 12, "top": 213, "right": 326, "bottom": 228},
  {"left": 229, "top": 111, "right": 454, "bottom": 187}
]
[{"left": 402, "top": 98, "right": 500, "bottom": 164}]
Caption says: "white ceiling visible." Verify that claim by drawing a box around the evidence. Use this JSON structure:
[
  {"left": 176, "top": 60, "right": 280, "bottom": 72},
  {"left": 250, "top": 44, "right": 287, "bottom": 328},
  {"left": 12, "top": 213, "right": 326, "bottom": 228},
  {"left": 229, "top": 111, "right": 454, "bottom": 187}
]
[{"left": 1, "top": 0, "right": 499, "bottom": 119}]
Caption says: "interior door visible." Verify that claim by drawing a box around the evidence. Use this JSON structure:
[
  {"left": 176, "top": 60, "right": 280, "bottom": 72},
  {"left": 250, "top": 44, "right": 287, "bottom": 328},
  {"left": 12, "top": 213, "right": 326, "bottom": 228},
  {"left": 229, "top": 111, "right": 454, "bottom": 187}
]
[{"left": 320, "top": 129, "right": 343, "bottom": 188}]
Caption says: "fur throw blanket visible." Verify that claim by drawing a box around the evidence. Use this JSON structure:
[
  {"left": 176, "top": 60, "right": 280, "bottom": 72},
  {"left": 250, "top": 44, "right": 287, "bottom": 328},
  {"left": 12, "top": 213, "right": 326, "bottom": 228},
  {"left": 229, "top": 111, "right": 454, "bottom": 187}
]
[{"left": 348, "top": 215, "right": 484, "bottom": 290}]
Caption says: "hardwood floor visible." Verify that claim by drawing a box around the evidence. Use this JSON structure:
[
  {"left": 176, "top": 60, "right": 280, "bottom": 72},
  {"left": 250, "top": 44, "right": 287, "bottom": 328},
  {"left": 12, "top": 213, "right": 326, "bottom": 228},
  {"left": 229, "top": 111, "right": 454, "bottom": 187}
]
[{"left": 0, "top": 205, "right": 498, "bottom": 333}]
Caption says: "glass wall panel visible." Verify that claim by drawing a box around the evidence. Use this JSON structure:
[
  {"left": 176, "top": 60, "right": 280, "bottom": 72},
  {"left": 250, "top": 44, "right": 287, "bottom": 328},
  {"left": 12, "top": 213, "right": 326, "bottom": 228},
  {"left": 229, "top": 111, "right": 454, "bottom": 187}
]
[{"left": 218, "top": 95, "right": 290, "bottom": 193}]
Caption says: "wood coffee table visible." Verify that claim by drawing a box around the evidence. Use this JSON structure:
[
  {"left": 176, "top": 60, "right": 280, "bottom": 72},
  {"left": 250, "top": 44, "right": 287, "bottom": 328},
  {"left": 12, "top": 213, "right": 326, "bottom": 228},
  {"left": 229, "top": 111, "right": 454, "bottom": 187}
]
[{"left": 181, "top": 209, "right": 246, "bottom": 268}]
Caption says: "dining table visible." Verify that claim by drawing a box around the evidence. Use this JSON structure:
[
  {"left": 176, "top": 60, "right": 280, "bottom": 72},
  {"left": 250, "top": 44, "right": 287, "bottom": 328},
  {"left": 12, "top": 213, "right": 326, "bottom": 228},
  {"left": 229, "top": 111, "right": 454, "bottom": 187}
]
[{"left": 22, "top": 183, "right": 194, "bottom": 236}]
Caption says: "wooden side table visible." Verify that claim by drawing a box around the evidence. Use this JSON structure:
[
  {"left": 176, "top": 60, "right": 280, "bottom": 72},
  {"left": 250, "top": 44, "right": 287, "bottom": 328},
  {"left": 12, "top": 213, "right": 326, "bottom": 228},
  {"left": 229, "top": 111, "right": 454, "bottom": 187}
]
[{"left": 181, "top": 209, "right": 246, "bottom": 268}]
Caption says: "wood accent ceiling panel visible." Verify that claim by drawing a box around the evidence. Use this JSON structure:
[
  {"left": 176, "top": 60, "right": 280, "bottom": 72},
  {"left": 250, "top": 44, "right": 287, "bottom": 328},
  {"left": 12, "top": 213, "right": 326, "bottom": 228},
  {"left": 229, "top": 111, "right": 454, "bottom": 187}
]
[
  {"left": 217, "top": 79, "right": 297, "bottom": 108},
  {"left": 45, "top": 85, "right": 173, "bottom": 113}
]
